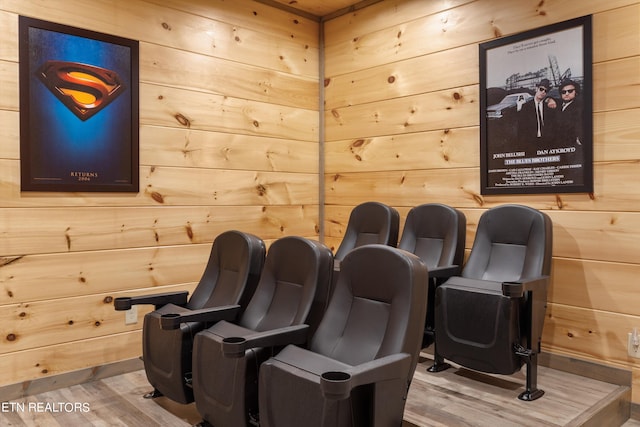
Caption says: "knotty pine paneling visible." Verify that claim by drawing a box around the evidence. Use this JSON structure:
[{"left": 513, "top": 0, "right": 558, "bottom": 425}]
[
  {"left": 324, "top": 2, "right": 638, "bottom": 112},
  {"left": 1, "top": 1, "right": 319, "bottom": 78},
  {"left": 0, "top": 205, "right": 318, "bottom": 256},
  {"left": 0, "top": 284, "right": 196, "bottom": 354},
  {"left": 325, "top": 109, "right": 640, "bottom": 174},
  {"left": 0, "top": 160, "right": 320, "bottom": 207},
  {"left": 145, "top": 0, "right": 319, "bottom": 51},
  {"left": 323, "top": 0, "right": 640, "bottom": 404},
  {"left": 324, "top": 57, "right": 638, "bottom": 143},
  {"left": 550, "top": 258, "right": 640, "bottom": 315},
  {"left": 0, "top": 60, "right": 18, "bottom": 111},
  {"left": 0, "top": 13, "right": 14, "bottom": 61},
  {"left": 0, "top": 62, "right": 319, "bottom": 141},
  {"left": 594, "top": 57, "right": 640, "bottom": 113},
  {"left": 324, "top": 44, "right": 478, "bottom": 111},
  {"left": 1, "top": 332, "right": 144, "bottom": 387},
  {"left": 140, "top": 43, "right": 318, "bottom": 110},
  {"left": 594, "top": 109, "right": 640, "bottom": 162},
  {"left": 0, "top": 110, "right": 19, "bottom": 159},
  {"left": 324, "top": 0, "right": 638, "bottom": 77},
  {"left": 323, "top": 0, "right": 475, "bottom": 42},
  {"left": 543, "top": 302, "right": 639, "bottom": 366},
  {"left": 325, "top": 127, "right": 479, "bottom": 173},
  {"left": 326, "top": 85, "right": 479, "bottom": 141},
  {"left": 140, "top": 83, "right": 318, "bottom": 141},
  {"left": 1, "top": 246, "right": 209, "bottom": 304},
  {"left": 0, "top": 8, "right": 318, "bottom": 106},
  {"left": 325, "top": 162, "right": 640, "bottom": 212},
  {"left": 0, "top": 0, "right": 320, "bottom": 389},
  {"left": 141, "top": 126, "right": 319, "bottom": 173},
  {"left": 592, "top": 4, "right": 640, "bottom": 62},
  {"left": 140, "top": 166, "right": 318, "bottom": 206}
]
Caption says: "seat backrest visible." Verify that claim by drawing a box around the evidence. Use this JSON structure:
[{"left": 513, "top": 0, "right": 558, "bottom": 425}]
[
  {"left": 309, "top": 245, "right": 428, "bottom": 369},
  {"left": 239, "top": 236, "right": 333, "bottom": 332},
  {"left": 398, "top": 203, "right": 466, "bottom": 271},
  {"left": 187, "top": 230, "right": 266, "bottom": 310},
  {"left": 461, "top": 204, "right": 552, "bottom": 282},
  {"left": 334, "top": 201, "right": 400, "bottom": 261}
]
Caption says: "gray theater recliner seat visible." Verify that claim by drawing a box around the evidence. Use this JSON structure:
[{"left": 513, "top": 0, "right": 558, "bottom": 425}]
[
  {"left": 431, "top": 204, "right": 553, "bottom": 401},
  {"left": 258, "top": 244, "right": 428, "bottom": 427},
  {"left": 331, "top": 201, "right": 400, "bottom": 301},
  {"left": 182, "top": 236, "right": 334, "bottom": 427},
  {"left": 397, "top": 203, "right": 466, "bottom": 348},
  {"left": 114, "top": 230, "right": 265, "bottom": 404},
  {"left": 334, "top": 201, "right": 400, "bottom": 262}
]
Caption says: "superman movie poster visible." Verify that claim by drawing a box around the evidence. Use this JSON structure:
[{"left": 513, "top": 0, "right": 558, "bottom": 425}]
[{"left": 19, "top": 17, "right": 139, "bottom": 192}]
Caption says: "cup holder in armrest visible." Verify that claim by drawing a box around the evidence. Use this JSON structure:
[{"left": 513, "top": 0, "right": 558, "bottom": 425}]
[
  {"left": 159, "top": 313, "right": 181, "bottom": 330},
  {"left": 222, "top": 336, "right": 247, "bottom": 358},
  {"left": 502, "top": 281, "right": 524, "bottom": 298},
  {"left": 320, "top": 371, "right": 352, "bottom": 400}
]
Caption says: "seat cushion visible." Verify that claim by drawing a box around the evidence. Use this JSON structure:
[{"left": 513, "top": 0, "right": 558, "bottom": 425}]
[
  {"left": 259, "top": 345, "right": 353, "bottom": 427},
  {"left": 200, "top": 319, "right": 256, "bottom": 340},
  {"left": 269, "top": 344, "right": 352, "bottom": 378},
  {"left": 439, "top": 276, "right": 504, "bottom": 294},
  {"left": 435, "top": 278, "right": 522, "bottom": 374}
]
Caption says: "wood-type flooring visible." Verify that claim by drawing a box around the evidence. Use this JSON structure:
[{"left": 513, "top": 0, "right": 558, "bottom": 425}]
[{"left": 0, "top": 351, "right": 635, "bottom": 426}]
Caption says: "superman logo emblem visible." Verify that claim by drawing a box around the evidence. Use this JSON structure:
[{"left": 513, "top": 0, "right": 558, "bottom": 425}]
[{"left": 37, "top": 60, "right": 125, "bottom": 121}]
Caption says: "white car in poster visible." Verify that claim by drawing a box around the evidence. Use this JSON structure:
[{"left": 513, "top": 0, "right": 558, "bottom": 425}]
[{"left": 486, "top": 92, "right": 533, "bottom": 119}]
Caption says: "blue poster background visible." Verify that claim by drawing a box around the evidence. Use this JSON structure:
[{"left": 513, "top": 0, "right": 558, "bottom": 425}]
[{"left": 27, "top": 27, "right": 132, "bottom": 186}]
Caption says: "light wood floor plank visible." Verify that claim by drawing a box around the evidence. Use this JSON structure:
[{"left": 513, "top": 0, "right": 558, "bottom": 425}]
[
  {"left": 0, "top": 351, "right": 631, "bottom": 426},
  {"left": 407, "top": 352, "right": 625, "bottom": 427},
  {"left": 100, "top": 371, "right": 200, "bottom": 426}
]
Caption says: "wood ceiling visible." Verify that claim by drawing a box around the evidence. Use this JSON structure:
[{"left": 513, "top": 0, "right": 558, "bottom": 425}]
[{"left": 261, "top": 0, "right": 379, "bottom": 19}]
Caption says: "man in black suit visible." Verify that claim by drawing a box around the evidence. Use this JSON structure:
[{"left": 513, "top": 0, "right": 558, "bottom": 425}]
[
  {"left": 555, "top": 78, "right": 584, "bottom": 184},
  {"left": 517, "top": 78, "right": 557, "bottom": 153},
  {"left": 557, "top": 79, "right": 583, "bottom": 147}
]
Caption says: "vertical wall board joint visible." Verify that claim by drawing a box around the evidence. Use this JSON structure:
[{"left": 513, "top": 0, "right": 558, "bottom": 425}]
[{"left": 318, "top": 17, "right": 326, "bottom": 243}]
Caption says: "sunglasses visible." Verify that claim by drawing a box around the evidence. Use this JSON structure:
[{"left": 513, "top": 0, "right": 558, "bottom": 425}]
[
  {"left": 561, "top": 89, "right": 575, "bottom": 94},
  {"left": 538, "top": 87, "right": 547, "bottom": 92}
]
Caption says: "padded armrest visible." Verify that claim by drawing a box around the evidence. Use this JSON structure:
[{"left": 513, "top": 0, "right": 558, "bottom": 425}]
[
  {"left": 159, "top": 305, "right": 241, "bottom": 330},
  {"left": 428, "top": 265, "right": 460, "bottom": 279},
  {"left": 113, "top": 291, "right": 189, "bottom": 311},
  {"left": 502, "top": 276, "right": 549, "bottom": 298},
  {"left": 222, "top": 324, "right": 310, "bottom": 358},
  {"left": 320, "top": 353, "right": 412, "bottom": 400}
]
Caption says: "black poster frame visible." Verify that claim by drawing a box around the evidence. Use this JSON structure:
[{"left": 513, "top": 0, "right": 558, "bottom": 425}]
[
  {"left": 19, "top": 16, "right": 139, "bottom": 192},
  {"left": 479, "top": 16, "right": 593, "bottom": 195}
]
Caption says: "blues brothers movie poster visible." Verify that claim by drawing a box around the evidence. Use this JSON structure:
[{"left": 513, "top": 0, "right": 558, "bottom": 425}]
[{"left": 479, "top": 16, "right": 593, "bottom": 195}]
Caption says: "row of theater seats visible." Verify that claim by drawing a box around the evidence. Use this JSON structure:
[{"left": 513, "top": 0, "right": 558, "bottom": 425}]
[
  {"left": 337, "top": 202, "right": 553, "bottom": 402},
  {"left": 114, "top": 202, "right": 552, "bottom": 427},
  {"left": 115, "top": 231, "right": 427, "bottom": 427},
  {"left": 333, "top": 202, "right": 465, "bottom": 349}
]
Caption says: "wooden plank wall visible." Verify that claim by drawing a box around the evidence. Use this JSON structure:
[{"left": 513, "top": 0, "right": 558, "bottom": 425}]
[
  {"left": 323, "top": 0, "right": 640, "bottom": 403},
  {"left": 0, "top": 0, "right": 319, "bottom": 387}
]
